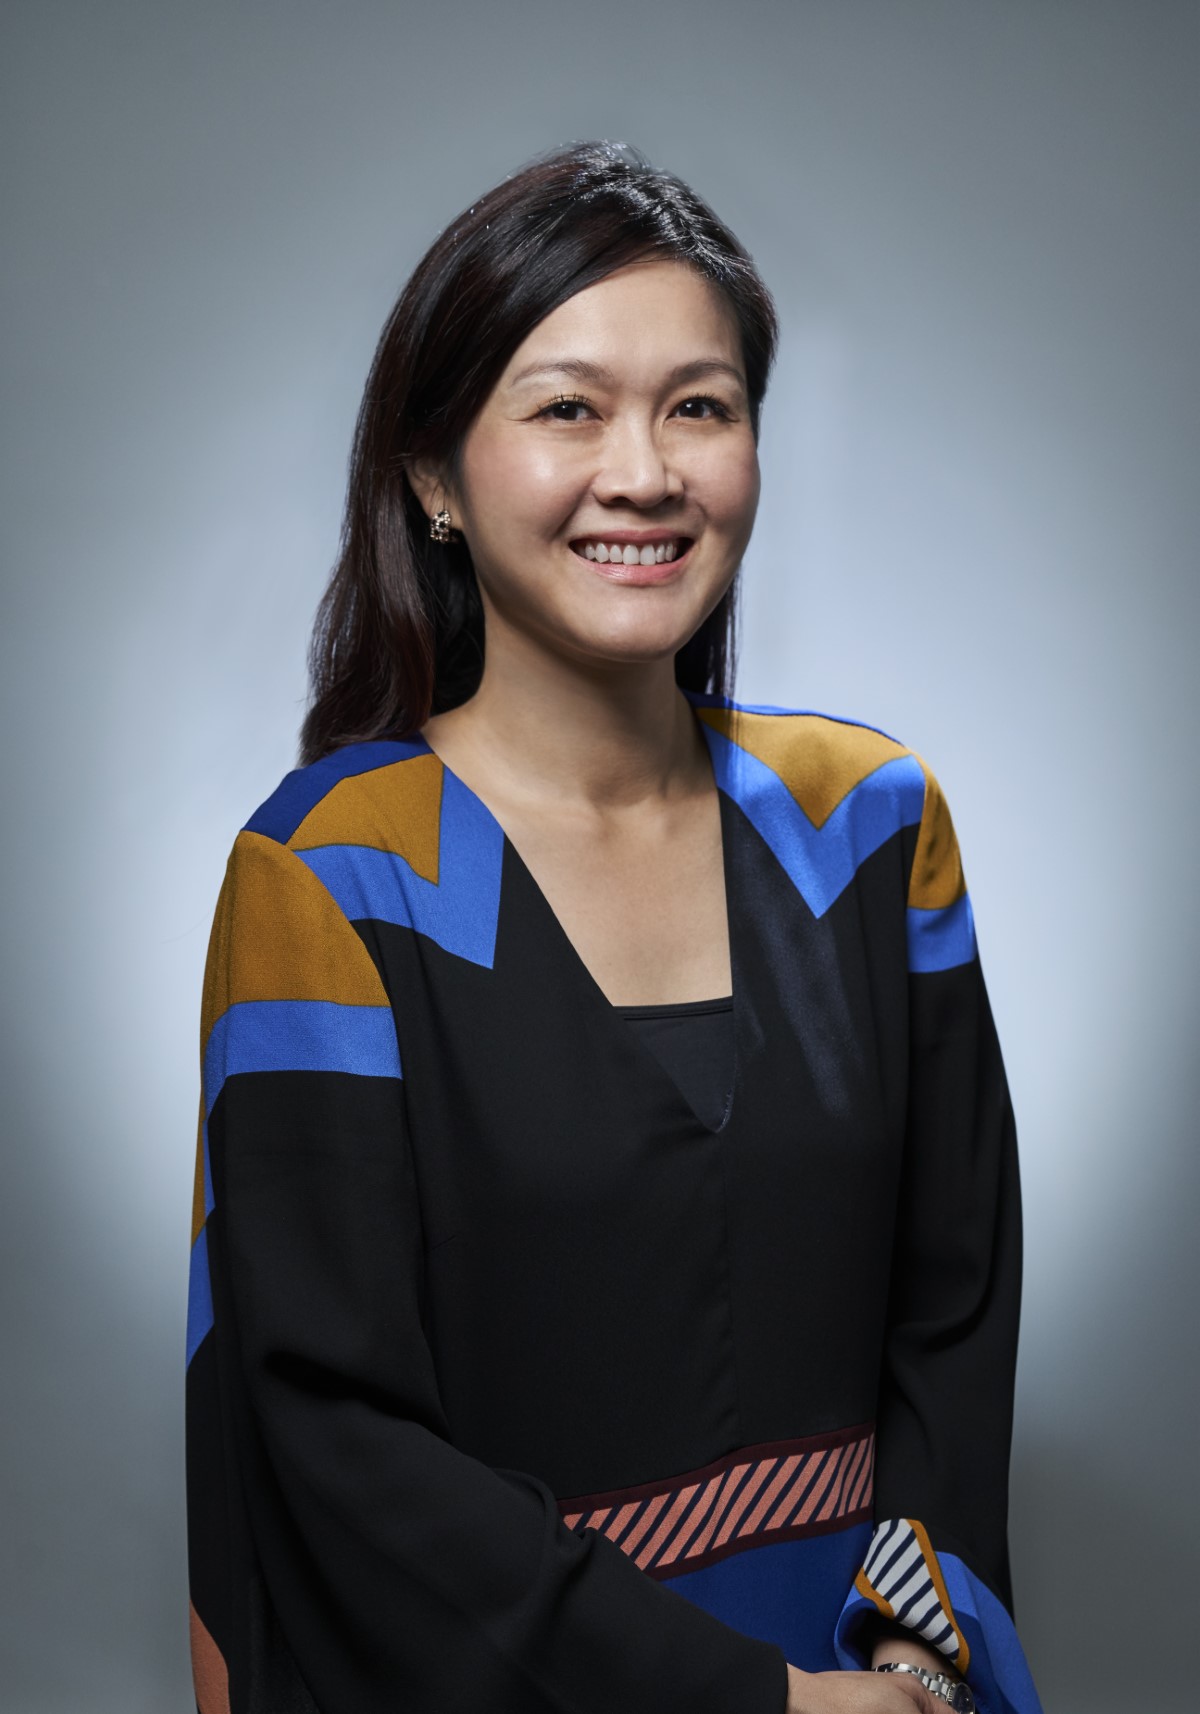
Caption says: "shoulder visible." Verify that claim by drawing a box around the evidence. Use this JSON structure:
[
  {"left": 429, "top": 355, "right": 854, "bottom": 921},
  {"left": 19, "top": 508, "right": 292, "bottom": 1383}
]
[
  {"left": 213, "top": 734, "right": 443, "bottom": 937},
  {"left": 686, "top": 690, "right": 934, "bottom": 828},
  {"left": 201, "top": 742, "right": 411, "bottom": 1062},
  {"left": 692, "top": 693, "right": 969, "bottom": 948},
  {"left": 223, "top": 731, "right": 503, "bottom": 974},
  {"left": 239, "top": 736, "right": 442, "bottom": 869}
]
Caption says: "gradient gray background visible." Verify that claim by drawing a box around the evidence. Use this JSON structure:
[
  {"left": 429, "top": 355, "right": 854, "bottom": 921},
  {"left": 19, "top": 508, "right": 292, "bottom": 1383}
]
[{"left": 3, "top": 3, "right": 1196, "bottom": 1710}]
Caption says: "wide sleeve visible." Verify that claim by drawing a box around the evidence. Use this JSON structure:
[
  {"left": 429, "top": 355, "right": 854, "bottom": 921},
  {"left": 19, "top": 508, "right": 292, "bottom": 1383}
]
[
  {"left": 185, "top": 828, "right": 789, "bottom": 1714},
  {"left": 832, "top": 761, "right": 1043, "bottom": 1714}
]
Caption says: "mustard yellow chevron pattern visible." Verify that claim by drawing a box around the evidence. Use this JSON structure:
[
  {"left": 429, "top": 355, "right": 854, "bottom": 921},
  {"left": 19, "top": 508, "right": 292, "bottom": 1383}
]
[
  {"left": 287, "top": 752, "right": 443, "bottom": 880},
  {"left": 694, "top": 706, "right": 909, "bottom": 829},
  {"left": 907, "top": 757, "right": 966, "bottom": 910}
]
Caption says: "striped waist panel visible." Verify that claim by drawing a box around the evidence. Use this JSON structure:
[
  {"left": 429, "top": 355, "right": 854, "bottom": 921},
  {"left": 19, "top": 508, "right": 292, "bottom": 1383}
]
[{"left": 559, "top": 1422, "right": 874, "bottom": 1580}]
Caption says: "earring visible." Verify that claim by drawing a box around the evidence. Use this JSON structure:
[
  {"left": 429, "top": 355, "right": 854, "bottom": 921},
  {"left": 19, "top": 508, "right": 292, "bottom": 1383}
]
[{"left": 430, "top": 508, "right": 452, "bottom": 544}]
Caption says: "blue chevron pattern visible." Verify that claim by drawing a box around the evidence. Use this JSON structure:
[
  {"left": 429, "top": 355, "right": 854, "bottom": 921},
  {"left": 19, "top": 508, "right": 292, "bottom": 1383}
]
[
  {"left": 296, "top": 767, "right": 505, "bottom": 967},
  {"left": 907, "top": 895, "right": 977, "bottom": 973},
  {"left": 698, "top": 724, "right": 926, "bottom": 918},
  {"left": 203, "top": 998, "right": 402, "bottom": 1117}
]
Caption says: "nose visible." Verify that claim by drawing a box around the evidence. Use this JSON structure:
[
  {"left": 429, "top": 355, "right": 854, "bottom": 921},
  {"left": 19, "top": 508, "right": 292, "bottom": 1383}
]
[{"left": 592, "top": 418, "right": 682, "bottom": 508}]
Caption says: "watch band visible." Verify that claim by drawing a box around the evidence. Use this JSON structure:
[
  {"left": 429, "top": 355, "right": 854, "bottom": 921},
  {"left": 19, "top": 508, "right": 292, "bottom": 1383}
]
[{"left": 874, "top": 1660, "right": 977, "bottom": 1712}]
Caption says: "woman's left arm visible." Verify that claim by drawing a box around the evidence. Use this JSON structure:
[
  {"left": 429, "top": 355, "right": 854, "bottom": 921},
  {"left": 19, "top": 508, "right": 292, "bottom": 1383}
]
[{"left": 834, "top": 759, "right": 1043, "bottom": 1714}]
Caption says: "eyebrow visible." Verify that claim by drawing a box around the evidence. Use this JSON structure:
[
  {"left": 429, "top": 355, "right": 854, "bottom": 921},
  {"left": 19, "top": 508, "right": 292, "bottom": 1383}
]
[{"left": 507, "top": 356, "right": 747, "bottom": 391}]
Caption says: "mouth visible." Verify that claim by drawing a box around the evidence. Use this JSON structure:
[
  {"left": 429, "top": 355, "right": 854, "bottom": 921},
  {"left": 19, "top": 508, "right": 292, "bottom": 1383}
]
[{"left": 570, "top": 534, "right": 694, "bottom": 569}]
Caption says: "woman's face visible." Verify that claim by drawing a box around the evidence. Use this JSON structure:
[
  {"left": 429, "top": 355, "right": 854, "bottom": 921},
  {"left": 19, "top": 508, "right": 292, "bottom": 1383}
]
[{"left": 434, "top": 259, "right": 761, "bottom": 674}]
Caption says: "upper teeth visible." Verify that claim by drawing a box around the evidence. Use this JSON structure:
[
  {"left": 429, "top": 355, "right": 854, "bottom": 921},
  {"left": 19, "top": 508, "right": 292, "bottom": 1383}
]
[{"left": 580, "top": 541, "right": 679, "bottom": 565}]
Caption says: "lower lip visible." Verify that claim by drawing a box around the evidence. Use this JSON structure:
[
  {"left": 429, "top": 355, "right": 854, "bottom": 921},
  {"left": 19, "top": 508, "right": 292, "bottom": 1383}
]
[{"left": 578, "top": 543, "right": 694, "bottom": 584}]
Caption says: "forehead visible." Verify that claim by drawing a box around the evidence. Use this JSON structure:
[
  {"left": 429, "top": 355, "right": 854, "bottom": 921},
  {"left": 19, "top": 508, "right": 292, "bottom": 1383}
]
[{"left": 499, "top": 260, "right": 743, "bottom": 386}]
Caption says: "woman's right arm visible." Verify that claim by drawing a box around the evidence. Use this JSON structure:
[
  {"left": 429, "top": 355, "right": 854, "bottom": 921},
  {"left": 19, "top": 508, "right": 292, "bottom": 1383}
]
[{"left": 187, "top": 827, "right": 792, "bottom": 1714}]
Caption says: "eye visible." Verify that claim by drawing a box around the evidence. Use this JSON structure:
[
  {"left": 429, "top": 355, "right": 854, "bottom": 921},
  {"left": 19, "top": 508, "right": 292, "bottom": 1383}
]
[
  {"left": 673, "top": 394, "right": 733, "bottom": 421},
  {"left": 536, "top": 393, "right": 595, "bottom": 422}
]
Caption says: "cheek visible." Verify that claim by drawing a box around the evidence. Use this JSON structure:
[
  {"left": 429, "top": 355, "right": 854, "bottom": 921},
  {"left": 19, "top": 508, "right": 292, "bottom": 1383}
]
[
  {"left": 463, "top": 437, "right": 584, "bottom": 535},
  {"left": 700, "top": 438, "right": 760, "bottom": 534}
]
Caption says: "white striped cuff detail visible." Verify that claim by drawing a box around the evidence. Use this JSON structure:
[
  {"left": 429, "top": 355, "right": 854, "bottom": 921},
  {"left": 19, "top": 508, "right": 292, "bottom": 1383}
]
[{"left": 856, "top": 1517, "right": 970, "bottom": 1675}]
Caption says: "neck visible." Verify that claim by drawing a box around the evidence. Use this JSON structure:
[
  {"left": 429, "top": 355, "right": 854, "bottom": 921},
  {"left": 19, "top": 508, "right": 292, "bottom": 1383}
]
[{"left": 424, "top": 636, "right": 713, "bottom": 815}]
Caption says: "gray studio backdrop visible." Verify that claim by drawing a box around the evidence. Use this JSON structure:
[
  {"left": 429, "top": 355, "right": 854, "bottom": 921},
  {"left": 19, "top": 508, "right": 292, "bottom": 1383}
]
[{"left": 3, "top": 3, "right": 1196, "bottom": 1711}]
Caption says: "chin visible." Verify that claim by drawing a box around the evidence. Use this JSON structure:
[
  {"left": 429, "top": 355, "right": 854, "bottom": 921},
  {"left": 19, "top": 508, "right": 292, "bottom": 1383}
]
[
  {"left": 569, "top": 623, "right": 699, "bottom": 669},
  {"left": 575, "top": 603, "right": 714, "bottom": 660}
]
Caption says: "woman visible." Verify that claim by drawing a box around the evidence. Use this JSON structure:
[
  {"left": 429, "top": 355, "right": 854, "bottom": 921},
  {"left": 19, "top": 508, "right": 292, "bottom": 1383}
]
[{"left": 186, "top": 142, "right": 1042, "bottom": 1714}]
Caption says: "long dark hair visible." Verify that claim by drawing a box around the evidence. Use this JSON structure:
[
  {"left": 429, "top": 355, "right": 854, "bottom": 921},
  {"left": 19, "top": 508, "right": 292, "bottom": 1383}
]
[{"left": 300, "top": 141, "right": 778, "bottom": 764}]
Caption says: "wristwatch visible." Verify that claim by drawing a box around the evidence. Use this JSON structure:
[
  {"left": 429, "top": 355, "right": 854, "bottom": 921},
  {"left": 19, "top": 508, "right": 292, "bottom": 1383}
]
[{"left": 874, "top": 1661, "right": 977, "bottom": 1711}]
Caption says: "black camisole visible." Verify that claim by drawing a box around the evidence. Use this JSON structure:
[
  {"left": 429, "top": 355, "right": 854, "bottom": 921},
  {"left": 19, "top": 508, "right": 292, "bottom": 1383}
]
[{"left": 614, "top": 994, "right": 735, "bottom": 1131}]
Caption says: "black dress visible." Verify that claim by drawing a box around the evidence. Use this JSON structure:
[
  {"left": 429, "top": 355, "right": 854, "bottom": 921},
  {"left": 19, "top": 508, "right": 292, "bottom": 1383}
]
[{"left": 185, "top": 692, "right": 1042, "bottom": 1714}]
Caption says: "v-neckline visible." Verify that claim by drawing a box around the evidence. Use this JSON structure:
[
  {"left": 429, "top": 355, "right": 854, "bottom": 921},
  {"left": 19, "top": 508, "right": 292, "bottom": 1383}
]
[{"left": 415, "top": 709, "right": 742, "bottom": 1137}]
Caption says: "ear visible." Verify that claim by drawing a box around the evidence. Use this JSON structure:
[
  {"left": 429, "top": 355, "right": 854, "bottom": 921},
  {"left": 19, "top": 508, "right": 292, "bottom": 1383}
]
[{"left": 406, "top": 456, "right": 452, "bottom": 522}]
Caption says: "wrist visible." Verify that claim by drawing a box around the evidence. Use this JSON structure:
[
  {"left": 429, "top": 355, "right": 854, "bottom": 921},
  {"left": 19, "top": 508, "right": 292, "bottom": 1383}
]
[
  {"left": 784, "top": 1663, "right": 814, "bottom": 1714},
  {"left": 867, "top": 1619, "right": 957, "bottom": 1679},
  {"left": 874, "top": 1662, "right": 976, "bottom": 1713}
]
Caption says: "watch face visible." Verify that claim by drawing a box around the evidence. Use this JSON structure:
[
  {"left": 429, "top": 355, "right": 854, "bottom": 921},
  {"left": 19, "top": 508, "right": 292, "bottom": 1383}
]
[{"left": 945, "top": 1684, "right": 977, "bottom": 1713}]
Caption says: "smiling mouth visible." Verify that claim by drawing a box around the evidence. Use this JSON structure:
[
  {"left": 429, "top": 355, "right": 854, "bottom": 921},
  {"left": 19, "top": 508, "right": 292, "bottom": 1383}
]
[{"left": 570, "top": 537, "right": 693, "bottom": 567}]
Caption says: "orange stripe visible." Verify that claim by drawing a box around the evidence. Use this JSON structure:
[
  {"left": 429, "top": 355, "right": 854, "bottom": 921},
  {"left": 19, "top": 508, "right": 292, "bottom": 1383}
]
[
  {"left": 739, "top": 1454, "right": 802, "bottom": 1536},
  {"left": 838, "top": 1438, "right": 869, "bottom": 1517},
  {"left": 688, "top": 1462, "right": 751, "bottom": 1557},
  {"left": 635, "top": 1482, "right": 700, "bottom": 1569},
  {"left": 909, "top": 1517, "right": 971, "bottom": 1675},
  {"left": 201, "top": 831, "right": 389, "bottom": 1057},
  {"left": 766, "top": 1451, "right": 821, "bottom": 1529},
  {"left": 562, "top": 1428, "right": 877, "bottom": 1575},
  {"left": 855, "top": 1565, "right": 894, "bottom": 1618},
  {"left": 713, "top": 1460, "right": 773, "bottom": 1548},
  {"left": 606, "top": 1500, "right": 642, "bottom": 1542},
  {"left": 658, "top": 1473, "right": 725, "bottom": 1567},
  {"left": 816, "top": 1446, "right": 851, "bottom": 1523},
  {"left": 795, "top": 1452, "right": 840, "bottom": 1526},
  {"left": 848, "top": 1438, "right": 875, "bottom": 1512},
  {"left": 618, "top": 1491, "right": 667, "bottom": 1556}
]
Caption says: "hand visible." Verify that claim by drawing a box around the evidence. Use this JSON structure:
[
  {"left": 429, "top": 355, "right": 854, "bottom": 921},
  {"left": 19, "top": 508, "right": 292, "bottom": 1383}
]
[{"left": 785, "top": 1664, "right": 937, "bottom": 1714}]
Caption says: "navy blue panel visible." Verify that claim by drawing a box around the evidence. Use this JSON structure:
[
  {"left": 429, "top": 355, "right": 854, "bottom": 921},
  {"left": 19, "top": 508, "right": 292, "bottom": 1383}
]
[
  {"left": 243, "top": 737, "right": 430, "bottom": 843},
  {"left": 665, "top": 1522, "right": 871, "bottom": 1671}
]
